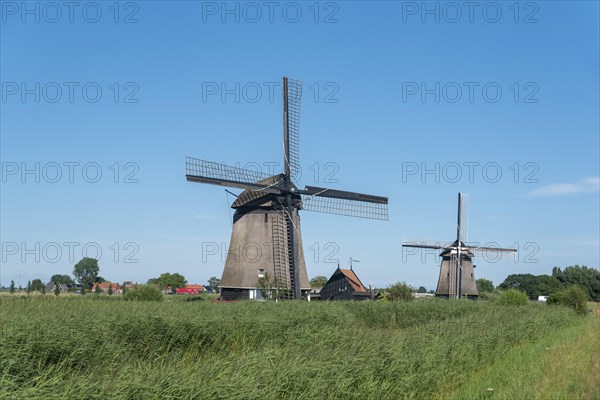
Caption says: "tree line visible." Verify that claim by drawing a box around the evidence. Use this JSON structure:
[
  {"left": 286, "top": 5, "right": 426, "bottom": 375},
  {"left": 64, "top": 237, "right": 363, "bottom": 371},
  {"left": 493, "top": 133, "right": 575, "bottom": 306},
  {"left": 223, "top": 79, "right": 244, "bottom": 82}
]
[
  {"left": 496, "top": 265, "right": 599, "bottom": 301},
  {"left": 6, "top": 257, "right": 222, "bottom": 295}
]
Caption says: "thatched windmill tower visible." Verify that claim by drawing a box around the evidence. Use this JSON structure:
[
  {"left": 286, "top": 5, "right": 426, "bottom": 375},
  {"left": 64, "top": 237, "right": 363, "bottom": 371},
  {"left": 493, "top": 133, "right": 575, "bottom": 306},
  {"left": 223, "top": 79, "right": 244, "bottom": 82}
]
[
  {"left": 186, "top": 77, "right": 388, "bottom": 300},
  {"left": 403, "top": 193, "right": 516, "bottom": 298}
]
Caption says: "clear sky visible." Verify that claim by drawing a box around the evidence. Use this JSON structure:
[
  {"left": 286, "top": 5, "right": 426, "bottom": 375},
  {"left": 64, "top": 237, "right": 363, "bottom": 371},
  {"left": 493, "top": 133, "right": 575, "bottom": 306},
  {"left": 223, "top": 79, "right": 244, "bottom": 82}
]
[{"left": 1, "top": 1, "right": 599, "bottom": 289}]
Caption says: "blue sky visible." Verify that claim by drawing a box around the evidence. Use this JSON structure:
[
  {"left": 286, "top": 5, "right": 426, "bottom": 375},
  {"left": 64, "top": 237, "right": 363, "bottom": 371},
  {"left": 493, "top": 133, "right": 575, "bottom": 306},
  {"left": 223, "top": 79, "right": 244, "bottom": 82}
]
[{"left": 1, "top": 1, "right": 598, "bottom": 289}]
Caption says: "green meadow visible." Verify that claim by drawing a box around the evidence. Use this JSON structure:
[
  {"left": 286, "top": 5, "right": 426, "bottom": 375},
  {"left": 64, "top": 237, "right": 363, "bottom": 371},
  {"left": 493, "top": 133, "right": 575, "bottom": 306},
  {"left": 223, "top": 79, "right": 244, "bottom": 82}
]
[{"left": 1, "top": 296, "right": 598, "bottom": 399}]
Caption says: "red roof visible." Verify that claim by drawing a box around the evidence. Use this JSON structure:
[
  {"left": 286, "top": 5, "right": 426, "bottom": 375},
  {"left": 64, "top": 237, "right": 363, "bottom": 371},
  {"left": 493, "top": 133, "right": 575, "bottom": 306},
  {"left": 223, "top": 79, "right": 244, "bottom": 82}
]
[
  {"left": 338, "top": 269, "right": 368, "bottom": 293},
  {"left": 176, "top": 287, "right": 200, "bottom": 294}
]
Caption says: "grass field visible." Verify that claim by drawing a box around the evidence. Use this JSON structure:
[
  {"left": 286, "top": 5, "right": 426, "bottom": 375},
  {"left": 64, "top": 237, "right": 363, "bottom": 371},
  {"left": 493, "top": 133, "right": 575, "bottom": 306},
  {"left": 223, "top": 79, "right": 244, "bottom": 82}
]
[{"left": 1, "top": 295, "right": 598, "bottom": 399}]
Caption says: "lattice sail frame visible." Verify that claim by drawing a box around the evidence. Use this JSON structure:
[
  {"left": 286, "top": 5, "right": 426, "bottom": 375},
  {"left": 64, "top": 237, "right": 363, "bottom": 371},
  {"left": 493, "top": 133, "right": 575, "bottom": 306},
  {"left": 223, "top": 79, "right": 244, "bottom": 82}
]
[
  {"left": 285, "top": 78, "right": 302, "bottom": 181},
  {"left": 301, "top": 195, "right": 388, "bottom": 220},
  {"left": 186, "top": 157, "right": 270, "bottom": 184}
]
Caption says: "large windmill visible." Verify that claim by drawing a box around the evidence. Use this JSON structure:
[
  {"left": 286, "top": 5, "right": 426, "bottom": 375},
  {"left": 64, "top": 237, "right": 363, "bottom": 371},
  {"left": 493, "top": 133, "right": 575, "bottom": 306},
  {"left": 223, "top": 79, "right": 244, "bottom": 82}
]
[
  {"left": 186, "top": 77, "right": 388, "bottom": 300},
  {"left": 403, "top": 193, "right": 516, "bottom": 298}
]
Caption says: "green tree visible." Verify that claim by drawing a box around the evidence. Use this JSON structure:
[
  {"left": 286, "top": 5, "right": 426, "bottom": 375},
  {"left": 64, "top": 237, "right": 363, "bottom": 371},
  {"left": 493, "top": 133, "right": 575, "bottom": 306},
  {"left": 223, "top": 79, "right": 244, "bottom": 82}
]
[
  {"left": 50, "top": 274, "right": 75, "bottom": 286},
  {"left": 9, "top": 280, "right": 15, "bottom": 294},
  {"left": 54, "top": 283, "right": 61, "bottom": 296},
  {"left": 555, "top": 265, "right": 600, "bottom": 301},
  {"left": 108, "top": 284, "right": 113, "bottom": 296},
  {"left": 310, "top": 276, "right": 328, "bottom": 288},
  {"left": 551, "top": 266, "right": 565, "bottom": 281},
  {"left": 498, "top": 289, "right": 528, "bottom": 306},
  {"left": 547, "top": 285, "right": 589, "bottom": 315},
  {"left": 31, "top": 279, "right": 44, "bottom": 292},
  {"left": 388, "top": 282, "right": 415, "bottom": 302},
  {"left": 73, "top": 257, "right": 99, "bottom": 289},
  {"left": 26, "top": 281, "right": 31, "bottom": 295},
  {"left": 94, "top": 284, "right": 102, "bottom": 294},
  {"left": 498, "top": 274, "right": 562, "bottom": 299},
  {"left": 208, "top": 276, "right": 221, "bottom": 293},
  {"left": 417, "top": 286, "right": 427, "bottom": 293},
  {"left": 476, "top": 278, "right": 494, "bottom": 293},
  {"left": 148, "top": 273, "right": 187, "bottom": 292},
  {"left": 41, "top": 284, "right": 46, "bottom": 295},
  {"left": 81, "top": 285, "right": 86, "bottom": 295}
]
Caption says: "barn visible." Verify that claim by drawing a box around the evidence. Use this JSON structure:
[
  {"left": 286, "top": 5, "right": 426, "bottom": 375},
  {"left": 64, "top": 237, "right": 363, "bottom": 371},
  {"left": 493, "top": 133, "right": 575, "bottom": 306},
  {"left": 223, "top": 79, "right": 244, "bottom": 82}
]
[{"left": 320, "top": 267, "right": 371, "bottom": 301}]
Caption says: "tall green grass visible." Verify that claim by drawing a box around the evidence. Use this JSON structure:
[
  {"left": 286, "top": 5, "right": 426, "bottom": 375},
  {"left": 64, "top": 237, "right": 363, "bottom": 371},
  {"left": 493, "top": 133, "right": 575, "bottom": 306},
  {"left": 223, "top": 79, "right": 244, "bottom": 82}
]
[{"left": 0, "top": 296, "right": 586, "bottom": 399}]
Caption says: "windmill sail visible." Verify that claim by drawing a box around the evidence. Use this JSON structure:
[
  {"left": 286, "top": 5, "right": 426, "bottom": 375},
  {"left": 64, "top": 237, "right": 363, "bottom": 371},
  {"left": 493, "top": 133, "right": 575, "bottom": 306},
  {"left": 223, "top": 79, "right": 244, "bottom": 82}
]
[
  {"left": 283, "top": 78, "right": 302, "bottom": 181},
  {"left": 186, "top": 157, "right": 282, "bottom": 193},
  {"left": 458, "top": 193, "right": 469, "bottom": 244},
  {"left": 301, "top": 195, "right": 388, "bottom": 220}
]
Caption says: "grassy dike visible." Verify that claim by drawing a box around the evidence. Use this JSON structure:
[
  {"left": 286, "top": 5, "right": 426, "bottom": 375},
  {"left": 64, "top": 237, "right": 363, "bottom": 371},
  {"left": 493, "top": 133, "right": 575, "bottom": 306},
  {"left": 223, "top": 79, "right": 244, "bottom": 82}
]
[
  {"left": 448, "top": 312, "right": 599, "bottom": 400},
  {"left": 0, "top": 295, "right": 595, "bottom": 399}
]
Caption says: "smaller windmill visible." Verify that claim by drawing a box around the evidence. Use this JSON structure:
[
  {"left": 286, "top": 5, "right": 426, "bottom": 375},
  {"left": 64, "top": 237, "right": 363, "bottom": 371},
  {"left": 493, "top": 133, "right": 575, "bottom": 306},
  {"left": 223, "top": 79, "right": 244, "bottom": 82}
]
[{"left": 403, "top": 193, "right": 516, "bottom": 299}]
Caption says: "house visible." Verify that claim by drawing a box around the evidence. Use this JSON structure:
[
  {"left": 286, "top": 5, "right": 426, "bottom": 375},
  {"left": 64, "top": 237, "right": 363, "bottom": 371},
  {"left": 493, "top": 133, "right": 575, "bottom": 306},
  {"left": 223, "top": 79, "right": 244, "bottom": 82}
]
[
  {"left": 320, "top": 267, "right": 372, "bottom": 301},
  {"left": 176, "top": 284, "right": 205, "bottom": 295},
  {"left": 91, "top": 282, "right": 121, "bottom": 294}
]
